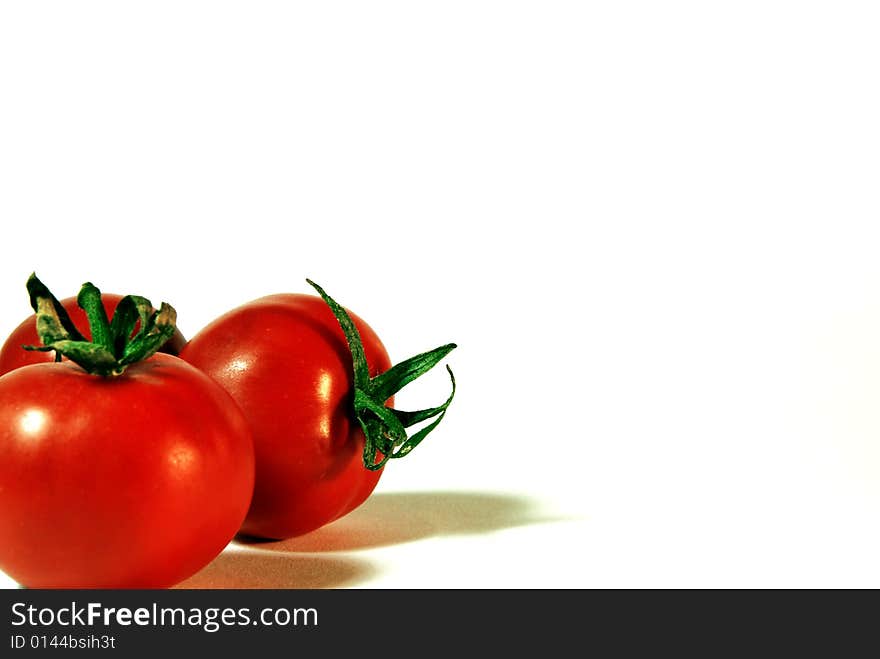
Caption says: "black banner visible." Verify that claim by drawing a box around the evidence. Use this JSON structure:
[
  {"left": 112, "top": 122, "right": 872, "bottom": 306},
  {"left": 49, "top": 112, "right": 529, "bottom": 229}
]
[{"left": 0, "top": 588, "right": 873, "bottom": 653}]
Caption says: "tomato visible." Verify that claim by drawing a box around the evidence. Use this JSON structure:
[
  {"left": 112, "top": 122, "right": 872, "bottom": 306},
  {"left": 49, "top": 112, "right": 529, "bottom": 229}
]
[
  {"left": 180, "top": 281, "right": 456, "bottom": 541},
  {"left": 0, "top": 353, "right": 254, "bottom": 588},
  {"left": 0, "top": 293, "right": 187, "bottom": 376},
  {"left": 180, "top": 294, "right": 393, "bottom": 540}
]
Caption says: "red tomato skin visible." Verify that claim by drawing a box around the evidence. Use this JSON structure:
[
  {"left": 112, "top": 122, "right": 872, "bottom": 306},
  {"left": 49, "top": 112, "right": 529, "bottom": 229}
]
[
  {"left": 0, "top": 354, "right": 254, "bottom": 588},
  {"left": 0, "top": 294, "right": 188, "bottom": 376},
  {"left": 180, "top": 294, "right": 392, "bottom": 540}
]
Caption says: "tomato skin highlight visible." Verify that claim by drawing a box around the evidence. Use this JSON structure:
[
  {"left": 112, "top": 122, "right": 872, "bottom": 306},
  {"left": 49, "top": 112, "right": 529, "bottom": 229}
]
[
  {"left": 180, "top": 294, "right": 392, "bottom": 540},
  {"left": 0, "top": 354, "right": 254, "bottom": 588},
  {"left": 0, "top": 294, "right": 187, "bottom": 376}
]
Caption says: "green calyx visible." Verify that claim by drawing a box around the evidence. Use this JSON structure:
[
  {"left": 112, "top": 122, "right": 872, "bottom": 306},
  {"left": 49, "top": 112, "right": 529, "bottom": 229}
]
[
  {"left": 307, "top": 279, "right": 457, "bottom": 471},
  {"left": 24, "top": 273, "right": 178, "bottom": 377}
]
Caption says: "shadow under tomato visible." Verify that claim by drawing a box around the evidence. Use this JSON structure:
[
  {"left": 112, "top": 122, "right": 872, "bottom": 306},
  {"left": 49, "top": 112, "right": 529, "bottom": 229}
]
[
  {"left": 236, "top": 491, "right": 557, "bottom": 553},
  {"left": 175, "top": 551, "right": 376, "bottom": 589}
]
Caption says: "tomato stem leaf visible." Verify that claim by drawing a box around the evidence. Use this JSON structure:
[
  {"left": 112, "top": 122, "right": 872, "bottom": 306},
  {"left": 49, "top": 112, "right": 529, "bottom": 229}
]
[
  {"left": 305, "top": 279, "right": 371, "bottom": 389},
  {"left": 108, "top": 296, "right": 140, "bottom": 358},
  {"left": 369, "top": 343, "right": 457, "bottom": 401},
  {"left": 390, "top": 365, "right": 456, "bottom": 428},
  {"left": 25, "top": 273, "right": 178, "bottom": 377},
  {"left": 119, "top": 303, "right": 177, "bottom": 366},
  {"left": 27, "top": 273, "right": 86, "bottom": 343},
  {"left": 306, "top": 279, "right": 457, "bottom": 471},
  {"left": 77, "top": 283, "right": 114, "bottom": 352}
]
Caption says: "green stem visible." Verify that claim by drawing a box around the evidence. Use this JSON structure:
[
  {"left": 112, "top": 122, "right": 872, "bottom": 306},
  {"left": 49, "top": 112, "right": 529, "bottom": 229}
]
[
  {"left": 77, "top": 283, "right": 113, "bottom": 351},
  {"left": 24, "top": 273, "right": 178, "bottom": 377},
  {"left": 306, "top": 279, "right": 457, "bottom": 470},
  {"left": 26, "top": 274, "right": 86, "bottom": 343}
]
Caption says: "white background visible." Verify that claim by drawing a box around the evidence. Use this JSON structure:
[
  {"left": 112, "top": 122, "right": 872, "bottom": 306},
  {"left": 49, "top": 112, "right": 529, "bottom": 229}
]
[{"left": 1, "top": 1, "right": 880, "bottom": 588}]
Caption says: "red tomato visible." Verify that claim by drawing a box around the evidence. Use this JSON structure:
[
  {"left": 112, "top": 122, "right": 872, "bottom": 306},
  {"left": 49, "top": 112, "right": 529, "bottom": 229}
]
[
  {"left": 180, "top": 294, "right": 392, "bottom": 540},
  {"left": 0, "top": 354, "right": 254, "bottom": 588},
  {"left": 0, "top": 294, "right": 187, "bottom": 376}
]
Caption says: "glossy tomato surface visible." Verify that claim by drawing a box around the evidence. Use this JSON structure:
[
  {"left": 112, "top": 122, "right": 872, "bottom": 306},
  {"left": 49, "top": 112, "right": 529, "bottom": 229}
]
[
  {"left": 0, "top": 354, "right": 254, "bottom": 588},
  {"left": 0, "top": 294, "right": 187, "bottom": 376},
  {"left": 180, "top": 294, "right": 392, "bottom": 540}
]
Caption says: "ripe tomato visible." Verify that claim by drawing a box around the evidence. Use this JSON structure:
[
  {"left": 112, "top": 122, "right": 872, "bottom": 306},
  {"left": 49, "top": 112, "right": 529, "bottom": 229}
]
[
  {"left": 0, "top": 354, "right": 254, "bottom": 588},
  {"left": 0, "top": 293, "right": 187, "bottom": 376},
  {"left": 180, "top": 281, "right": 456, "bottom": 541},
  {"left": 180, "top": 294, "right": 393, "bottom": 539}
]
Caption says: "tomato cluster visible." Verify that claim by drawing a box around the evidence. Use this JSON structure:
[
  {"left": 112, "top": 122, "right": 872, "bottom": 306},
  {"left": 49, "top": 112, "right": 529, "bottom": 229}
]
[{"left": 0, "top": 275, "right": 455, "bottom": 588}]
